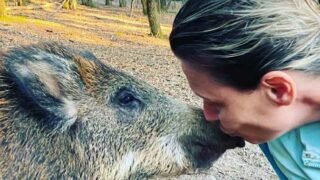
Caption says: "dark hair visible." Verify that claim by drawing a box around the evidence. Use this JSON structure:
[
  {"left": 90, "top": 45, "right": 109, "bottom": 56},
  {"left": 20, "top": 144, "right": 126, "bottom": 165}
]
[{"left": 170, "top": 0, "right": 320, "bottom": 90}]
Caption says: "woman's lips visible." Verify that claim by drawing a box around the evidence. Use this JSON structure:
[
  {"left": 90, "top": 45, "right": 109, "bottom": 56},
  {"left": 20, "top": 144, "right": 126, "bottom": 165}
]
[{"left": 219, "top": 123, "right": 237, "bottom": 136}]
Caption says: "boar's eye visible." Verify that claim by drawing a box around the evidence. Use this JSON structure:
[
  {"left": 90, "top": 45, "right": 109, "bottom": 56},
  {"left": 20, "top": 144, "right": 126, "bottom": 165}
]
[
  {"left": 112, "top": 88, "right": 144, "bottom": 123},
  {"left": 115, "top": 88, "right": 142, "bottom": 109},
  {"left": 118, "top": 92, "right": 136, "bottom": 106}
]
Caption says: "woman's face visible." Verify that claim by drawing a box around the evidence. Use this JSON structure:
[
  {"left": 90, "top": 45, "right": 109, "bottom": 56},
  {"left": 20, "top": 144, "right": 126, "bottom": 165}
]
[{"left": 181, "top": 63, "right": 297, "bottom": 144}]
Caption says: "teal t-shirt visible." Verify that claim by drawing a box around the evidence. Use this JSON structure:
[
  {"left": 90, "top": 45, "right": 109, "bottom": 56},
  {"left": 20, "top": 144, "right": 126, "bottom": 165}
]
[{"left": 267, "top": 122, "right": 320, "bottom": 179}]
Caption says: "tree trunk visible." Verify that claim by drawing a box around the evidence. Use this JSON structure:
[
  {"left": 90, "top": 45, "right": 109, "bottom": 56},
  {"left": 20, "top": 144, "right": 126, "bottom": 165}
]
[
  {"left": 105, "top": 0, "right": 111, "bottom": 5},
  {"left": 81, "top": 0, "right": 94, "bottom": 7},
  {"left": 130, "top": 0, "right": 135, "bottom": 17},
  {"left": 141, "top": 0, "right": 147, "bottom": 15},
  {"left": 160, "top": 0, "right": 166, "bottom": 11},
  {"left": 119, "top": 0, "right": 126, "bottom": 7},
  {"left": 17, "top": 0, "right": 28, "bottom": 6},
  {"left": 17, "top": 0, "right": 23, "bottom": 6},
  {"left": 165, "top": 0, "right": 171, "bottom": 11},
  {"left": 156, "top": 0, "right": 160, "bottom": 13},
  {"left": 0, "top": 0, "right": 6, "bottom": 17},
  {"left": 63, "top": 0, "right": 77, "bottom": 9},
  {"left": 146, "top": 0, "right": 162, "bottom": 38}
]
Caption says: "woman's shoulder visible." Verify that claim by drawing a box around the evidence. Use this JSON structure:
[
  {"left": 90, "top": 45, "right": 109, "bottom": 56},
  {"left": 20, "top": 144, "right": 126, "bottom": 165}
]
[{"left": 267, "top": 121, "right": 320, "bottom": 179}]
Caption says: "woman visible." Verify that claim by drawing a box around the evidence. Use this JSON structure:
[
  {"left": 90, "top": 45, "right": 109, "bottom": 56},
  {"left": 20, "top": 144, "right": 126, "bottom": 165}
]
[{"left": 170, "top": 0, "right": 320, "bottom": 179}]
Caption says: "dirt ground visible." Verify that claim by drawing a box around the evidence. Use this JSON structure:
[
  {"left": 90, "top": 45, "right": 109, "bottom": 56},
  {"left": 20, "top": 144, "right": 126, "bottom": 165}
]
[{"left": 0, "top": 1, "right": 278, "bottom": 179}]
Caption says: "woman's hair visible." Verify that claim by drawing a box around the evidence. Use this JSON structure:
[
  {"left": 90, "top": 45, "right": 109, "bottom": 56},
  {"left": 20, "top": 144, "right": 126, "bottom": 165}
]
[{"left": 170, "top": 0, "right": 320, "bottom": 90}]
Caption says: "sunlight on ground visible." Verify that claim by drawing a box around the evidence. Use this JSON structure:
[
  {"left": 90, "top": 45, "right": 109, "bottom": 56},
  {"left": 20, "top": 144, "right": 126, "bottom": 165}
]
[
  {"left": 1, "top": 2, "right": 172, "bottom": 47},
  {"left": 0, "top": 15, "right": 61, "bottom": 27},
  {"left": 0, "top": 15, "right": 114, "bottom": 46},
  {"left": 86, "top": 12, "right": 148, "bottom": 27}
]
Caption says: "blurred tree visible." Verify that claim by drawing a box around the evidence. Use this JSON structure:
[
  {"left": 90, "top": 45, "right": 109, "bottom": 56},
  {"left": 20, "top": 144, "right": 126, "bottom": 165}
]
[
  {"left": 141, "top": 0, "right": 147, "bottom": 15},
  {"left": 130, "top": 0, "right": 135, "bottom": 16},
  {"left": 165, "top": 0, "right": 171, "bottom": 10},
  {"left": 105, "top": 0, "right": 111, "bottom": 5},
  {"left": 81, "top": 0, "right": 94, "bottom": 7},
  {"left": 0, "top": 0, "right": 6, "bottom": 17},
  {"left": 63, "top": 0, "right": 77, "bottom": 9},
  {"left": 146, "top": 0, "right": 162, "bottom": 38},
  {"left": 16, "top": 0, "right": 28, "bottom": 6},
  {"left": 119, "top": 0, "right": 126, "bottom": 7},
  {"left": 160, "top": 0, "right": 166, "bottom": 11}
]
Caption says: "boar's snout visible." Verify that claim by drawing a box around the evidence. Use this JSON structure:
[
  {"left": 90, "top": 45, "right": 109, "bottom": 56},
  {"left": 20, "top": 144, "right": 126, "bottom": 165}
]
[
  {"left": 208, "top": 121, "right": 245, "bottom": 150},
  {"left": 180, "top": 134, "right": 244, "bottom": 169},
  {"left": 178, "top": 109, "right": 245, "bottom": 169},
  {"left": 224, "top": 135, "right": 245, "bottom": 149}
]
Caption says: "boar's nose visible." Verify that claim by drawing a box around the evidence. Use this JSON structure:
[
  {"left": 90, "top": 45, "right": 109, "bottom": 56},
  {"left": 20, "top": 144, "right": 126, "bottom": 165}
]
[
  {"left": 227, "top": 136, "right": 245, "bottom": 149},
  {"left": 210, "top": 121, "right": 245, "bottom": 149}
]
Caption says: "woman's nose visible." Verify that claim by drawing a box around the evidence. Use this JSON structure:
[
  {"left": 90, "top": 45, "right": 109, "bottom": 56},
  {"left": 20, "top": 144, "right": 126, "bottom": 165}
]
[{"left": 203, "top": 103, "right": 220, "bottom": 122}]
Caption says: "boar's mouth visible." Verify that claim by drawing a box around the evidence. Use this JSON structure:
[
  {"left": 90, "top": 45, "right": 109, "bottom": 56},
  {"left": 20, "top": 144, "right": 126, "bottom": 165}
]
[{"left": 179, "top": 135, "right": 245, "bottom": 169}]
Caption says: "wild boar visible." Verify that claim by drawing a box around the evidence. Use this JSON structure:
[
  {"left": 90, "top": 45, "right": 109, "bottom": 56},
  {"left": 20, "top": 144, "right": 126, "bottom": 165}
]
[{"left": 0, "top": 43, "right": 244, "bottom": 179}]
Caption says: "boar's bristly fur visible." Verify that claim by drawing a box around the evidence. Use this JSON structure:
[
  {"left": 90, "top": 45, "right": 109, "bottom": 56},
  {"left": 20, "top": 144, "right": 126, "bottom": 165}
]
[{"left": 0, "top": 43, "right": 244, "bottom": 179}]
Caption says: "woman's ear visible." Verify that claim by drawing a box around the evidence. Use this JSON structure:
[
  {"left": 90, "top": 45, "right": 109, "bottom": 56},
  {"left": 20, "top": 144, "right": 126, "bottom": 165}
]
[{"left": 260, "top": 71, "right": 296, "bottom": 106}]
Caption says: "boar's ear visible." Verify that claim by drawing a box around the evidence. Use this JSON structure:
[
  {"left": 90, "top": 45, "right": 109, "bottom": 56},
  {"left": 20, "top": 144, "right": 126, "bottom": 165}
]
[{"left": 6, "top": 61, "right": 77, "bottom": 133}]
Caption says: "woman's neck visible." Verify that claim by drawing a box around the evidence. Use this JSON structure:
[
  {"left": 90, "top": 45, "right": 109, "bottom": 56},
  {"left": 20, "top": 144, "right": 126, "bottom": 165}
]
[{"left": 288, "top": 71, "right": 320, "bottom": 125}]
